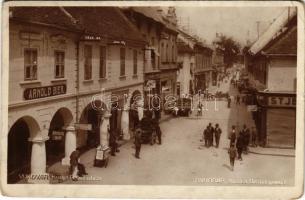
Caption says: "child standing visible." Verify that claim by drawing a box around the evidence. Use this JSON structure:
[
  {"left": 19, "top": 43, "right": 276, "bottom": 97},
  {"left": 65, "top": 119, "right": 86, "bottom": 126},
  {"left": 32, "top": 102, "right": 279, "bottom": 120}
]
[{"left": 228, "top": 144, "right": 237, "bottom": 171}]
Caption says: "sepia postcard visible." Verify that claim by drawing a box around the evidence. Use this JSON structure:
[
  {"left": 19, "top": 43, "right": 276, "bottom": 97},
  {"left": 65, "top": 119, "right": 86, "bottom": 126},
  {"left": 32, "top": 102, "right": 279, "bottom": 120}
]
[{"left": 0, "top": 0, "right": 304, "bottom": 199}]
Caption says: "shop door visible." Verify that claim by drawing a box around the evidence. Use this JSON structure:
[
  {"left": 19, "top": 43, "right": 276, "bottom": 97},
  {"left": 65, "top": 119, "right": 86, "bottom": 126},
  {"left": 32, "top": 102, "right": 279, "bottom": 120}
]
[{"left": 267, "top": 109, "right": 296, "bottom": 148}]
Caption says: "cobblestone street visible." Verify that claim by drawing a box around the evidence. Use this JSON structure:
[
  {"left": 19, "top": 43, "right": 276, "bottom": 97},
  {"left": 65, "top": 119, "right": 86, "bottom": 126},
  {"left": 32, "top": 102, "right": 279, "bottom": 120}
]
[{"left": 65, "top": 78, "right": 295, "bottom": 186}]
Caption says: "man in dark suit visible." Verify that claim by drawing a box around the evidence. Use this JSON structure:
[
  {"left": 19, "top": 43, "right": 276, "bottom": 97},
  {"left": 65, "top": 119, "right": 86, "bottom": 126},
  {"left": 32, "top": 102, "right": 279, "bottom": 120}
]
[
  {"left": 236, "top": 133, "right": 244, "bottom": 161},
  {"left": 214, "top": 123, "right": 222, "bottom": 148},
  {"left": 134, "top": 128, "right": 142, "bottom": 159},
  {"left": 207, "top": 123, "right": 214, "bottom": 147}
]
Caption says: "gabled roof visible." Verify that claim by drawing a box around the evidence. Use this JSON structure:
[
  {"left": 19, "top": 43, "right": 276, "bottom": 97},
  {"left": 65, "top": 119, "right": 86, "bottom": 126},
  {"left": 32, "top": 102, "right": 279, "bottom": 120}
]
[
  {"left": 263, "top": 25, "right": 297, "bottom": 55},
  {"left": 130, "top": 6, "right": 178, "bottom": 34},
  {"left": 10, "top": 7, "right": 81, "bottom": 31},
  {"left": 10, "top": 7, "right": 146, "bottom": 44},
  {"left": 130, "top": 7, "right": 164, "bottom": 24},
  {"left": 249, "top": 7, "right": 297, "bottom": 55},
  {"left": 65, "top": 7, "right": 146, "bottom": 43}
]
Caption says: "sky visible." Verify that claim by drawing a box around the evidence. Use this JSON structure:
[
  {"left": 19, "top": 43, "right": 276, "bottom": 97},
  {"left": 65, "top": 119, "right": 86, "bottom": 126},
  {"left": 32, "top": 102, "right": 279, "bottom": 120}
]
[{"left": 175, "top": 7, "right": 287, "bottom": 46}]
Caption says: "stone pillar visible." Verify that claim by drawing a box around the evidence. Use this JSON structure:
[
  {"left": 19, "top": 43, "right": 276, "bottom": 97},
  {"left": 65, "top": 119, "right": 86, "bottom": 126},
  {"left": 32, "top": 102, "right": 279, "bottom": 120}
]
[
  {"left": 28, "top": 133, "right": 49, "bottom": 184},
  {"left": 137, "top": 99, "right": 144, "bottom": 120},
  {"left": 99, "top": 111, "right": 111, "bottom": 147},
  {"left": 62, "top": 125, "right": 76, "bottom": 166},
  {"left": 121, "top": 105, "right": 130, "bottom": 140}
]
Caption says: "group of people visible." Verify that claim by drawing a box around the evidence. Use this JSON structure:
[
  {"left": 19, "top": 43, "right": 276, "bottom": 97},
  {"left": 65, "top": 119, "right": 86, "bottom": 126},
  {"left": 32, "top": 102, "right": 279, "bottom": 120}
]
[
  {"left": 201, "top": 123, "right": 222, "bottom": 148},
  {"left": 227, "top": 124, "right": 257, "bottom": 171},
  {"left": 227, "top": 94, "right": 243, "bottom": 108}
]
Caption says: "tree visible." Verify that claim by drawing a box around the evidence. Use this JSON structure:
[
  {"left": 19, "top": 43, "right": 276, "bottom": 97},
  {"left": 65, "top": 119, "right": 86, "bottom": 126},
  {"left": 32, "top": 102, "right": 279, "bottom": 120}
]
[{"left": 213, "top": 35, "right": 241, "bottom": 68}]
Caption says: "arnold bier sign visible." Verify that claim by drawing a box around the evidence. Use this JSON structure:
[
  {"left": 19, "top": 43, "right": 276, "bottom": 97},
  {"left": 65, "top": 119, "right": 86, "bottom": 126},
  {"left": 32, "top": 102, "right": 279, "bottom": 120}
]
[{"left": 24, "top": 84, "right": 66, "bottom": 100}]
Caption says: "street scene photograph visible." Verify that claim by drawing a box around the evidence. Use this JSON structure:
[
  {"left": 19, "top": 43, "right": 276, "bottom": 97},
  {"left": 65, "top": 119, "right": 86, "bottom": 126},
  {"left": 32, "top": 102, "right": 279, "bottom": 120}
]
[{"left": 4, "top": 3, "right": 301, "bottom": 192}]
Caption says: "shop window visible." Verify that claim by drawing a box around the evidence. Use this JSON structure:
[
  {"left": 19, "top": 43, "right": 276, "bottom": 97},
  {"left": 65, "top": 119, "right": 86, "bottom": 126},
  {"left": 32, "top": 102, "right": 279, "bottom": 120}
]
[
  {"left": 120, "top": 47, "right": 126, "bottom": 76},
  {"left": 84, "top": 45, "right": 92, "bottom": 80},
  {"left": 151, "top": 50, "right": 156, "bottom": 69},
  {"left": 133, "top": 49, "right": 137, "bottom": 75},
  {"left": 100, "top": 46, "right": 106, "bottom": 78},
  {"left": 24, "top": 48, "right": 37, "bottom": 80},
  {"left": 54, "top": 51, "right": 65, "bottom": 78}
]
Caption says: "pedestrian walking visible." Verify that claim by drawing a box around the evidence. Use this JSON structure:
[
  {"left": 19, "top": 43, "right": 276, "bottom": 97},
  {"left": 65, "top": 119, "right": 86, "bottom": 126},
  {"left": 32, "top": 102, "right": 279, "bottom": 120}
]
[
  {"left": 236, "top": 133, "right": 244, "bottom": 160},
  {"left": 109, "top": 125, "right": 119, "bottom": 156},
  {"left": 236, "top": 95, "right": 240, "bottom": 105},
  {"left": 227, "top": 95, "right": 231, "bottom": 108},
  {"left": 251, "top": 126, "right": 257, "bottom": 147},
  {"left": 241, "top": 124, "right": 250, "bottom": 154},
  {"left": 197, "top": 102, "right": 203, "bottom": 116},
  {"left": 229, "top": 125, "right": 237, "bottom": 146},
  {"left": 207, "top": 123, "right": 214, "bottom": 147},
  {"left": 154, "top": 119, "right": 162, "bottom": 145},
  {"left": 202, "top": 126, "right": 209, "bottom": 147},
  {"left": 134, "top": 128, "right": 142, "bottom": 159},
  {"left": 214, "top": 124, "right": 222, "bottom": 148},
  {"left": 228, "top": 144, "right": 237, "bottom": 171}
]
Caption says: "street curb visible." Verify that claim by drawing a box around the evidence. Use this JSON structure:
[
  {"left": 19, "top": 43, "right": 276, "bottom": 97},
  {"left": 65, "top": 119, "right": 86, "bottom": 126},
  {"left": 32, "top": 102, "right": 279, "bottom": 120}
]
[{"left": 248, "top": 150, "right": 295, "bottom": 157}]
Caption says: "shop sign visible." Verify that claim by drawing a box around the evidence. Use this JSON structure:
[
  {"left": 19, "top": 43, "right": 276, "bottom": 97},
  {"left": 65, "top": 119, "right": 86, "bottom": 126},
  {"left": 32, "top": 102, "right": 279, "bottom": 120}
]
[
  {"left": 268, "top": 96, "right": 296, "bottom": 107},
  {"left": 24, "top": 84, "right": 66, "bottom": 100},
  {"left": 75, "top": 123, "right": 92, "bottom": 131},
  {"left": 95, "top": 146, "right": 110, "bottom": 160},
  {"left": 257, "top": 92, "right": 296, "bottom": 108},
  {"left": 52, "top": 131, "right": 65, "bottom": 141}
]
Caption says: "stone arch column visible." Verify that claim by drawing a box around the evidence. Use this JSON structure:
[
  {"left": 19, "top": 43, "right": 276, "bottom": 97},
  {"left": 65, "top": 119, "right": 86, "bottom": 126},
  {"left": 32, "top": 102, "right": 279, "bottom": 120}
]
[
  {"left": 62, "top": 125, "right": 76, "bottom": 165},
  {"left": 28, "top": 130, "right": 49, "bottom": 183},
  {"left": 121, "top": 104, "right": 130, "bottom": 140},
  {"left": 99, "top": 111, "right": 111, "bottom": 147}
]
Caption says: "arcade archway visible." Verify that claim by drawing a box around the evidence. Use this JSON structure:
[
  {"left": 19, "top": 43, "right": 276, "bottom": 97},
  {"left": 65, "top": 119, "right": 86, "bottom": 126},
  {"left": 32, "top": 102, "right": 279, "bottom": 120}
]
[
  {"left": 7, "top": 116, "right": 40, "bottom": 183},
  {"left": 78, "top": 100, "right": 107, "bottom": 149},
  {"left": 46, "top": 107, "right": 73, "bottom": 166}
]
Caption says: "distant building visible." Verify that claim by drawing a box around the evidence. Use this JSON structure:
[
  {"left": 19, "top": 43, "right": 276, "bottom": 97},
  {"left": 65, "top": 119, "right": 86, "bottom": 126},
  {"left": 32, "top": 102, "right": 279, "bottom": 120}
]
[
  {"left": 246, "top": 8, "right": 297, "bottom": 148},
  {"left": 212, "top": 45, "right": 225, "bottom": 85},
  {"left": 193, "top": 43, "right": 213, "bottom": 94},
  {"left": 176, "top": 29, "right": 197, "bottom": 96},
  {"left": 123, "top": 7, "right": 179, "bottom": 115}
]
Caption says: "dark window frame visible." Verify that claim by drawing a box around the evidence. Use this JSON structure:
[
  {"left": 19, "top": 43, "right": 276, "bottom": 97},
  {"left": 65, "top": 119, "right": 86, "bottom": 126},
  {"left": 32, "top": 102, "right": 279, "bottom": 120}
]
[
  {"left": 24, "top": 48, "right": 38, "bottom": 81},
  {"left": 120, "top": 47, "right": 126, "bottom": 76},
  {"left": 84, "top": 45, "right": 92, "bottom": 80},
  {"left": 99, "top": 46, "right": 107, "bottom": 78},
  {"left": 54, "top": 50, "right": 65, "bottom": 79}
]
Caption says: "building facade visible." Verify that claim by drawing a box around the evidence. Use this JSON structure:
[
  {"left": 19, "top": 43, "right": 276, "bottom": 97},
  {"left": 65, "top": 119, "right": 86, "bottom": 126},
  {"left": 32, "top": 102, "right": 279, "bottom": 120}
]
[
  {"left": 176, "top": 30, "right": 197, "bottom": 96},
  {"left": 193, "top": 43, "right": 213, "bottom": 94},
  {"left": 8, "top": 7, "right": 145, "bottom": 183},
  {"left": 124, "top": 7, "right": 179, "bottom": 115},
  {"left": 246, "top": 8, "right": 297, "bottom": 148}
]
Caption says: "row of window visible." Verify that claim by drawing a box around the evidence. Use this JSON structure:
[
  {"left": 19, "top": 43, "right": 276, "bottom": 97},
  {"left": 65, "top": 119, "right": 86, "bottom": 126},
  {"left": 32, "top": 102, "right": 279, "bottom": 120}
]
[
  {"left": 24, "top": 46, "right": 138, "bottom": 81},
  {"left": 160, "top": 42, "right": 176, "bottom": 63}
]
